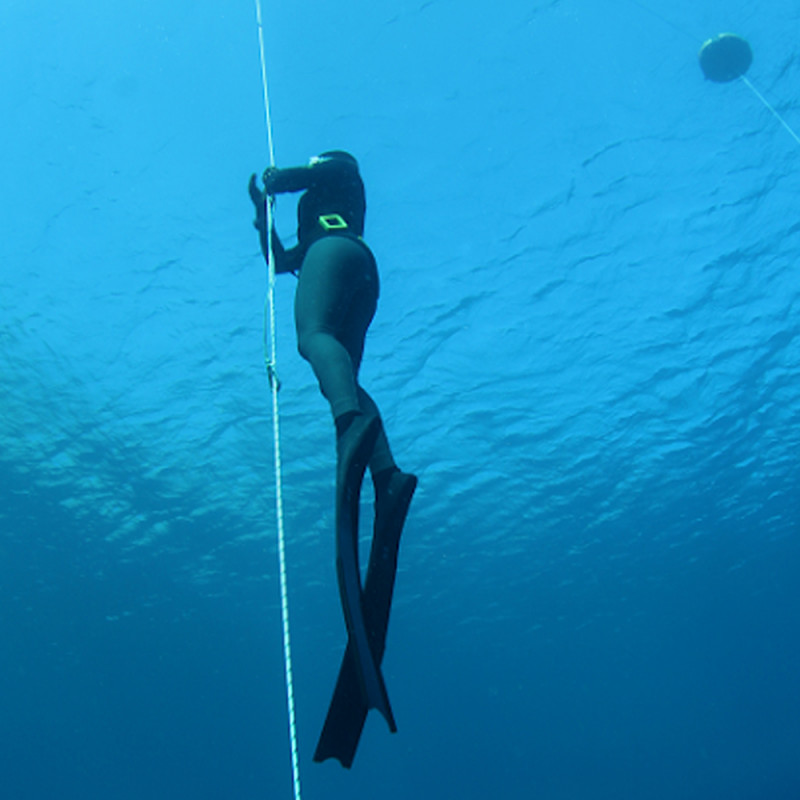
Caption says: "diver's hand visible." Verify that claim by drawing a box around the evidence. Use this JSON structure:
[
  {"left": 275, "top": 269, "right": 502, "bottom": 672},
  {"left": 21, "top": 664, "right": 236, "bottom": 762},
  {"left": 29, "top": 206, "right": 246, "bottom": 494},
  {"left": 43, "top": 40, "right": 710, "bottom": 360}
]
[
  {"left": 248, "top": 174, "right": 268, "bottom": 230},
  {"left": 248, "top": 173, "right": 265, "bottom": 210},
  {"left": 248, "top": 174, "right": 269, "bottom": 258},
  {"left": 261, "top": 166, "right": 281, "bottom": 195}
]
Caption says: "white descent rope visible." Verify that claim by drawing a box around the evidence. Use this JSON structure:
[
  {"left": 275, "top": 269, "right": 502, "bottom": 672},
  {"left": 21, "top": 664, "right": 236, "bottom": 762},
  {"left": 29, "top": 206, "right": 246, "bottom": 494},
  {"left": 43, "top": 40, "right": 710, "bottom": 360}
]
[{"left": 254, "top": 1, "right": 302, "bottom": 798}]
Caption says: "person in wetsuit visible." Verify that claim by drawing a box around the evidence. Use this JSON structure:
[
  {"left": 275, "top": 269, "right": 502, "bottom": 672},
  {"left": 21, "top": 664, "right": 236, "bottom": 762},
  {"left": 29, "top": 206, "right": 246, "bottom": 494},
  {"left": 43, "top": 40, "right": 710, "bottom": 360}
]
[
  {"left": 248, "top": 150, "right": 416, "bottom": 535},
  {"left": 248, "top": 151, "right": 416, "bottom": 764}
]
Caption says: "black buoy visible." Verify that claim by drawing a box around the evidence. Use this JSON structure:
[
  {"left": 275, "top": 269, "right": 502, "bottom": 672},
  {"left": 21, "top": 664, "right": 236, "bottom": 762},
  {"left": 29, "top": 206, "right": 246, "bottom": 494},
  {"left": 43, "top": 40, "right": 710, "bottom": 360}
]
[
  {"left": 698, "top": 31, "right": 800, "bottom": 146},
  {"left": 699, "top": 33, "right": 752, "bottom": 82}
]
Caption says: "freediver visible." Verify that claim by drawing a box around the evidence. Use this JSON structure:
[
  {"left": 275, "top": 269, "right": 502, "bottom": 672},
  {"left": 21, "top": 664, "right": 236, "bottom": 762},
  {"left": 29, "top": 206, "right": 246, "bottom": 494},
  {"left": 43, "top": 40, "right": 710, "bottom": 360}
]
[{"left": 248, "top": 151, "right": 417, "bottom": 766}]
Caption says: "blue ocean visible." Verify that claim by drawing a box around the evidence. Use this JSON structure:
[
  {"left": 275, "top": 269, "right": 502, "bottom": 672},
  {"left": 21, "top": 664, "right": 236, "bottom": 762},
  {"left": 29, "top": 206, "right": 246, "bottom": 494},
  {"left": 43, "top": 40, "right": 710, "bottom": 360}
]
[{"left": 2, "top": 0, "right": 799, "bottom": 797}]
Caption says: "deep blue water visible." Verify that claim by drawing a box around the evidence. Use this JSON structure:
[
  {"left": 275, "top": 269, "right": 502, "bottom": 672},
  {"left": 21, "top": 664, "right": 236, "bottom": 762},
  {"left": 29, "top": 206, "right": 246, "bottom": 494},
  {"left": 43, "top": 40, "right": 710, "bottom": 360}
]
[{"left": 2, "top": 0, "right": 799, "bottom": 798}]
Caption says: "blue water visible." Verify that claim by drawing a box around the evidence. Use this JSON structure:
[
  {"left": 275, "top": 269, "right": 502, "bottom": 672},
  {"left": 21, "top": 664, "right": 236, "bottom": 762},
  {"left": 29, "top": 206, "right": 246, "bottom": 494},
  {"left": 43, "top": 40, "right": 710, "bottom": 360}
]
[{"left": 2, "top": 0, "right": 799, "bottom": 797}]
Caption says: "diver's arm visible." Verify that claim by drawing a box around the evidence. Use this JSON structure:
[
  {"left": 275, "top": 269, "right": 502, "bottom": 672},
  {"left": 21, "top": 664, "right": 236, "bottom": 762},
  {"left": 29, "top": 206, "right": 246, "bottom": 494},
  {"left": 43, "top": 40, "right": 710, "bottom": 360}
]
[
  {"left": 270, "top": 228, "right": 303, "bottom": 274},
  {"left": 248, "top": 173, "right": 302, "bottom": 274},
  {"left": 263, "top": 165, "right": 315, "bottom": 195},
  {"left": 263, "top": 157, "right": 351, "bottom": 195}
]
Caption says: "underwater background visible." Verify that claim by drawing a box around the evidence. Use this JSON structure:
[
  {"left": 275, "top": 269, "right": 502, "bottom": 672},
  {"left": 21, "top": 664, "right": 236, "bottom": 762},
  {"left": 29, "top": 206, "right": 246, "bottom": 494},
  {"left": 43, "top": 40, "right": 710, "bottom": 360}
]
[{"left": 2, "top": 0, "right": 799, "bottom": 797}]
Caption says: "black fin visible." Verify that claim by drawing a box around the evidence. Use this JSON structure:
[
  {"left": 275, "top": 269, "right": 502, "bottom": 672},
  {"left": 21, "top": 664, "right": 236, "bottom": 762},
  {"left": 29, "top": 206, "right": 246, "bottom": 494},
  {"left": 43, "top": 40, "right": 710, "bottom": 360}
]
[
  {"left": 315, "top": 471, "right": 417, "bottom": 767},
  {"left": 333, "top": 415, "right": 396, "bottom": 733}
]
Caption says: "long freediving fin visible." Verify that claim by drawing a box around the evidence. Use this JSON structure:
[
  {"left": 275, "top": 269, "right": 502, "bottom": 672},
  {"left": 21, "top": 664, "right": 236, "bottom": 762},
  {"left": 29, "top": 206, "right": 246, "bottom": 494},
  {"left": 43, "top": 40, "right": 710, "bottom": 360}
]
[
  {"left": 315, "top": 470, "right": 417, "bottom": 767},
  {"left": 333, "top": 414, "right": 396, "bottom": 733}
]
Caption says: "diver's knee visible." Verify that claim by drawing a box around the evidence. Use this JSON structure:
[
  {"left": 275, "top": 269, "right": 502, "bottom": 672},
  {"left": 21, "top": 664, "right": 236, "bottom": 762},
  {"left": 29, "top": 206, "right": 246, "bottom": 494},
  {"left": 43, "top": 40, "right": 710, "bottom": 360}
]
[{"left": 296, "top": 330, "right": 318, "bottom": 362}]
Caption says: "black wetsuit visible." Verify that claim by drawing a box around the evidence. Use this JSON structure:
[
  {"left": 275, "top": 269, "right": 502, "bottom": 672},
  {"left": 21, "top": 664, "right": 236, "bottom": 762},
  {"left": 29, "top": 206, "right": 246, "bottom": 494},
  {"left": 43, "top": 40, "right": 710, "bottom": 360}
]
[
  {"left": 249, "top": 154, "right": 417, "bottom": 766},
  {"left": 256, "top": 158, "right": 395, "bottom": 474}
]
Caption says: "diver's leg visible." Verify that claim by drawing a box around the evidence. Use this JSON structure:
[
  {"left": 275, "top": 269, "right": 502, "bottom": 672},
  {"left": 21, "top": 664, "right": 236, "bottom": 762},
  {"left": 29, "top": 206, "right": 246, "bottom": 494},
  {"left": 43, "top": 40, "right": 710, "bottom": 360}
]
[
  {"left": 294, "top": 243, "right": 363, "bottom": 420},
  {"left": 355, "top": 386, "right": 416, "bottom": 513},
  {"left": 298, "top": 238, "right": 415, "bottom": 549},
  {"left": 355, "top": 387, "right": 395, "bottom": 474},
  {"left": 298, "top": 238, "right": 395, "bottom": 729}
]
